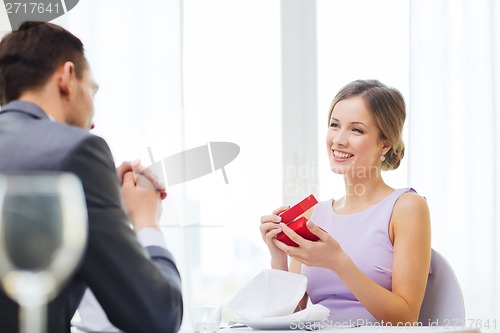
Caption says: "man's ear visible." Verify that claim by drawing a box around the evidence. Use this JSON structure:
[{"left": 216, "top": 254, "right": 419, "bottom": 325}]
[{"left": 58, "top": 61, "right": 76, "bottom": 96}]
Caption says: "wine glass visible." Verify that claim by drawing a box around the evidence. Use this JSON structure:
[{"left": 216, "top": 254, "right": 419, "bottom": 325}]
[{"left": 0, "top": 173, "right": 87, "bottom": 333}]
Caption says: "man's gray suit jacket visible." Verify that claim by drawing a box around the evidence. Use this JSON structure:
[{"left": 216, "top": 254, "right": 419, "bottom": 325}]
[{"left": 0, "top": 101, "right": 183, "bottom": 333}]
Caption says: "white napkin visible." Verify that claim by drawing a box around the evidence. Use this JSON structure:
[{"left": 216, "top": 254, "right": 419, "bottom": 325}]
[{"left": 228, "top": 269, "right": 308, "bottom": 319}]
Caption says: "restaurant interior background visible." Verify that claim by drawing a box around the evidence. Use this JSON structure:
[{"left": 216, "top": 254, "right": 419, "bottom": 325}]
[{"left": 1, "top": 0, "right": 499, "bottom": 326}]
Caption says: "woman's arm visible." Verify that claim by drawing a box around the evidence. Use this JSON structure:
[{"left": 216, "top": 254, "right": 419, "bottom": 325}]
[
  {"left": 276, "top": 192, "right": 431, "bottom": 324},
  {"left": 289, "top": 258, "right": 309, "bottom": 311},
  {"left": 289, "top": 205, "right": 314, "bottom": 310},
  {"left": 260, "top": 206, "right": 290, "bottom": 270},
  {"left": 259, "top": 205, "right": 315, "bottom": 271}
]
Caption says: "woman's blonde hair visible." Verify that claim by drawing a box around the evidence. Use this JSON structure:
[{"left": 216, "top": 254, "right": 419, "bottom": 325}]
[{"left": 328, "top": 80, "right": 406, "bottom": 170}]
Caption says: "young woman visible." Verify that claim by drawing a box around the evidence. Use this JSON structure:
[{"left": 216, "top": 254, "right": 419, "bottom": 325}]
[{"left": 260, "top": 80, "right": 431, "bottom": 326}]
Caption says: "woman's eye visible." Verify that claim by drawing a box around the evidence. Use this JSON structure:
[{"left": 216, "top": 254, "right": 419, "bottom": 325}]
[
  {"left": 353, "top": 128, "right": 364, "bottom": 134},
  {"left": 329, "top": 123, "right": 340, "bottom": 128}
]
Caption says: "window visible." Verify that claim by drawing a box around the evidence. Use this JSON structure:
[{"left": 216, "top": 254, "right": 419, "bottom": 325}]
[
  {"left": 316, "top": 0, "right": 410, "bottom": 198},
  {"left": 181, "top": 0, "right": 282, "bottom": 307},
  {"left": 19, "top": 0, "right": 426, "bottom": 323}
]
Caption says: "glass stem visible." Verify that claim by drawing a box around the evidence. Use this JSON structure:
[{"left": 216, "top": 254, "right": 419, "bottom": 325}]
[{"left": 20, "top": 302, "right": 46, "bottom": 333}]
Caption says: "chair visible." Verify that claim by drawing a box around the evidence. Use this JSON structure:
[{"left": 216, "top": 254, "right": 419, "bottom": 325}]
[{"left": 418, "top": 249, "right": 465, "bottom": 326}]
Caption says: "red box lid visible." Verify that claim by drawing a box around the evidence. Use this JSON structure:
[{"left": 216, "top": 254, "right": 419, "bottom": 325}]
[{"left": 279, "top": 194, "right": 318, "bottom": 223}]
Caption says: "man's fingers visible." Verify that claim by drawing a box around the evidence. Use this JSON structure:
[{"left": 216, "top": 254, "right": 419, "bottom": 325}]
[
  {"left": 132, "top": 164, "right": 166, "bottom": 190},
  {"left": 118, "top": 160, "right": 166, "bottom": 200},
  {"left": 122, "top": 171, "right": 136, "bottom": 187},
  {"left": 117, "top": 161, "right": 133, "bottom": 182}
]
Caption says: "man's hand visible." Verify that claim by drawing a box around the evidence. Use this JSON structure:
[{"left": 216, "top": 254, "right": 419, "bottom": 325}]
[
  {"left": 121, "top": 171, "right": 163, "bottom": 231},
  {"left": 117, "top": 160, "right": 167, "bottom": 200}
]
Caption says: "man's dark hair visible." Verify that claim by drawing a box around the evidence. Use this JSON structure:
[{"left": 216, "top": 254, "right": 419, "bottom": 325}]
[{"left": 0, "top": 21, "right": 87, "bottom": 105}]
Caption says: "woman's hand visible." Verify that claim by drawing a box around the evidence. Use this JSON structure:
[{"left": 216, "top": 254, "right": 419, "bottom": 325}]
[
  {"left": 259, "top": 206, "right": 289, "bottom": 270},
  {"left": 273, "top": 220, "right": 345, "bottom": 271}
]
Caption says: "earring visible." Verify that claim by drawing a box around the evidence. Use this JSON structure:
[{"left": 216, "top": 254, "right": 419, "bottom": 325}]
[{"left": 380, "top": 155, "right": 386, "bottom": 162}]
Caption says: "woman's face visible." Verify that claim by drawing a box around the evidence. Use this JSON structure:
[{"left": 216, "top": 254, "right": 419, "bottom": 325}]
[{"left": 326, "top": 96, "right": 389, "bottom": 177}]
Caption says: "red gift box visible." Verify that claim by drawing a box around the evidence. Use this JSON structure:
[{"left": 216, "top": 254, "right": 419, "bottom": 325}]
[
  {"left": 276, "top": 216, "right": 319, "bottom": 247},
  {"left": 276, "top": 194, "right": 319, "bottom": 247}
]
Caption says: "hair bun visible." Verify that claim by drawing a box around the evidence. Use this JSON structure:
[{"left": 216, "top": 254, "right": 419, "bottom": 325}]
[{"left": 383, "top": 143, "right": 405, "bottom": 170}]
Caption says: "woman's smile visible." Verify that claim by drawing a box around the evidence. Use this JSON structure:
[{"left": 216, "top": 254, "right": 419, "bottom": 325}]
[{"left": 332, "top": 149, "right": 354, "bottom": 162}]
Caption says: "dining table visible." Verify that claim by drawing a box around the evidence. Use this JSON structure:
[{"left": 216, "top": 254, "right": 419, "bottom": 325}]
[
  {"left": 219, "top": 327, "right": 480, "bottom": 333},
  {"left": 71, "top": 318, "right": 484, "bottom": 333},
  {"left": 177, "top": 323, "right": 482, "bottom": 333},
  {"left": 71, "top": 323, "right": 482, "bottom": 333}
]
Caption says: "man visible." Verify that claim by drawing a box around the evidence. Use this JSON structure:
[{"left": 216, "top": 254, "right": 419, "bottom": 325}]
[{"left": 0, "top": 21, "right": 183, "bottom": 333}]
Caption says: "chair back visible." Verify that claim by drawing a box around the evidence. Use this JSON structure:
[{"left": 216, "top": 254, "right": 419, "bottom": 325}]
[{"left": 419, "top": 249, "right": 465, "bottom": 326}]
